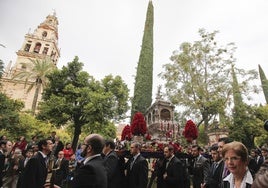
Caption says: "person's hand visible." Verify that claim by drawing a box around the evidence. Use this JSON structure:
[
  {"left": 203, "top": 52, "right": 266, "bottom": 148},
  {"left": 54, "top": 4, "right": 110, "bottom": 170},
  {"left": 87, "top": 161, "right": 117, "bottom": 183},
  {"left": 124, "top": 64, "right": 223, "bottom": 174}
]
[
  {"left": 163, "top": 172, "right": 167, "bottom": 179},
  {"left": 201, "top": 183, "right": 206, "bottom": 188}
]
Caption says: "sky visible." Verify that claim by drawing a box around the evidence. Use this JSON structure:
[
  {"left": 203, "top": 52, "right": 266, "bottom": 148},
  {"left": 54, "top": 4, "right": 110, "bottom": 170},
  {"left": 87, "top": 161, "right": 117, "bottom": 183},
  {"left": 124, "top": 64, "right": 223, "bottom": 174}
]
[{"left": 1, "top": 0, "right": 268, "bottom": 106}]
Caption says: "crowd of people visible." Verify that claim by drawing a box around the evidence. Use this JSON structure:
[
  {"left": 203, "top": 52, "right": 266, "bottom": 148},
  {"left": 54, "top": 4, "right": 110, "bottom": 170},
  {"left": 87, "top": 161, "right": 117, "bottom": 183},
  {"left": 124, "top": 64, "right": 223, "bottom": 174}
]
[{"left": 0, "top": 133, "right": 268, "bottom": 188}]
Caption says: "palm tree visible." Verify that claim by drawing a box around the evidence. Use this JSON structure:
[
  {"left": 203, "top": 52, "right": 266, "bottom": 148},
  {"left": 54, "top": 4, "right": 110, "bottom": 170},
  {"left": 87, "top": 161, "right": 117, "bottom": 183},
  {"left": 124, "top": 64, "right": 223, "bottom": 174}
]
[
  {"left": 0, "top": 59, "right": 4, "bottom": 79},
  {"left": 0, "top": 43, "right": 6, "bottom": 79},
  {"left": 12, "top": 58, "right": 56, "bottom": 114}
]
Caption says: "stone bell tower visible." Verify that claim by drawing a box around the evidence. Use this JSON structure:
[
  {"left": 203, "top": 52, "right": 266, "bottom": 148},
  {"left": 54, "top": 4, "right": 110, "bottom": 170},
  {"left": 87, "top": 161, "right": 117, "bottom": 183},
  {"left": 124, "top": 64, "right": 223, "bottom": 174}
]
[{"left": 1, "top": 12, "right": 60, "bottom": 110}]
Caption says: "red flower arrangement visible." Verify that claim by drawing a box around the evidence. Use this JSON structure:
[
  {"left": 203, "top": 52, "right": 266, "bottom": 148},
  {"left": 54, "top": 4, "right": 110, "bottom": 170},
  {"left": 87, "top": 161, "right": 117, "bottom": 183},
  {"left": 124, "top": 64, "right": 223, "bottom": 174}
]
[
  {"left": 131, "top": 112, "right": 147, "bottom": 136},
  {"left": 145, "top": 133, "right": 151, "bottom": 140},
  {"left": 182, "top": 120, "right": 198, "bottom": 142},
  {"left": 166, "top": 130, "right": 172, "bottom": 138},
  {"left": 121, "top": 124, "right": 132, "bottom": 141}
]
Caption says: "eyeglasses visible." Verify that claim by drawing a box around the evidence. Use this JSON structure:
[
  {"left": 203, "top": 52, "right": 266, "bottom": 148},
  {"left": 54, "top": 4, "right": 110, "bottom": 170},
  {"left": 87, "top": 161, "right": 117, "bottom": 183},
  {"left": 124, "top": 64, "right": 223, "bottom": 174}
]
[{"left": 224, "top": 156, "right": 241, "bottom": 162}]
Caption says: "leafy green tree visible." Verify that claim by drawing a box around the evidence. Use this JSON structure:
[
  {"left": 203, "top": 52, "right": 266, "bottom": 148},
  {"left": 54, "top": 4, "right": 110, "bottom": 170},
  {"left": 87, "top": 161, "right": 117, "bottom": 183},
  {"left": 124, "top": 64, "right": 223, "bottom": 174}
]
[
  {"left": 101, "top": 75, "right": 129, "bottom": 121},
  {"left": 252, "top": 105, "right": 268, "bottom": 147},
  {"left": 229, "top": 65, "right": 261, "bottom": 149},
  {"left": 160, "top": 29, "right": 234, "bottom": 131},
  {"left": 38, "top": 56, "right": 129, "bottom": 149},
  {"left": 131, "top": 1, "right": 154, "bottom": 118},
  {"left": 14, "top": 113, "right": 55, "bottom": 141},
  {"left": 258, "top": 64, "right": 268, "bottom": 104},
  {"left": 12, "top": 58, "right": 56, "bottom": 114},
  {"left": 160, "top": 29, "right": 258, "bottom": 136},
  {"left": 0, "top": 44, "right": 5, "bottom": 79},
  {"left": 0, "top": 93, "right": 24, "bottom": 133}
]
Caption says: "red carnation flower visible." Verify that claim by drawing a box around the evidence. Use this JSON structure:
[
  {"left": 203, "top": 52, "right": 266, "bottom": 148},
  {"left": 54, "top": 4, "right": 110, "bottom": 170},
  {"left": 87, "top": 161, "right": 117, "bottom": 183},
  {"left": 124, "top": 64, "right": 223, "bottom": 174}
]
[
  {"left": 183, "top": 120, "right": 198, "bottom": 141},
  {"left": 121, "top": 124, "right": 132, "bottom": 141},
  {"left": 131, "top": 112, "right": 147, "bottom": 136}
]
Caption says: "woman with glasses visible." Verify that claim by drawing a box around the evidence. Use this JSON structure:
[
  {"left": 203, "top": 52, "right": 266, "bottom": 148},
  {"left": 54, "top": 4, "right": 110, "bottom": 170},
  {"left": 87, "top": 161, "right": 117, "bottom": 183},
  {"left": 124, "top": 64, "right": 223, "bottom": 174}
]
[{"left": 221, "top": 141, "right": 253, "bottom": 188}]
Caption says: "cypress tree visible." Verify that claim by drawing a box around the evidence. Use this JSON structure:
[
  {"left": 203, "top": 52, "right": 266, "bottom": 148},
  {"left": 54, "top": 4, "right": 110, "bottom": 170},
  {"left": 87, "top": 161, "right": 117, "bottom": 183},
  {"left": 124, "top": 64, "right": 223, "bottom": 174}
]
[
  {"left": 230, "top": 65, "right": 254, "bottom": 148},
  {"left": 230, "top": 64, "right": 245, "bottom": 142},
  {"left": 232, "top": 65, "right": 243, "bottom": 108},
  {"left": 131, "top": 0, "right": 154, "bottom": 119},
  {"left": 258, "top": 64, "right": 268, "bottom": 104}
]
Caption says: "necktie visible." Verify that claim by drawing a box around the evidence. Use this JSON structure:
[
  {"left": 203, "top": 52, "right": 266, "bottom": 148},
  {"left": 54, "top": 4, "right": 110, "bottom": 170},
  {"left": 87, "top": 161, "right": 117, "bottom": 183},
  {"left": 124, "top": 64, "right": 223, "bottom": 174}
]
[
  {"left": 24, "top": 158, "right": 29, "bottom": 167},
  {"left": 194, "top": 157, "right": 198, "bottom": 168},
  {"left": 166, "top": 159, "right": 170, "bottom": 169},
  {"left": 55, "top": 159, "right": 61, "bottom": 168},
  {"left": 130, "top": 157, "right": 135, "bottom": 169},
  {"left": 212, "top": 162, "right": 217, "bottom": 174}
]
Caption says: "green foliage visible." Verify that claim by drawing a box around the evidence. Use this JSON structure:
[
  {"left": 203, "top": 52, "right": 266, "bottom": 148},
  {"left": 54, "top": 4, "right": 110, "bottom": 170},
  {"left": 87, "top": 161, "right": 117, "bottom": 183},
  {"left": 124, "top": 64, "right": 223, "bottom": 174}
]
[
  {"left": 196, "top": 124, "right": 207, "bottom": 146},
  {"left": 80, "top": 121, "right": 116, "bottom": 141},
  {"left": 160, "top": 29, "right": 258, "bottom": 133},
  {"left": 0, "top": 93, "right": 24, "bottom": 133},
  {"left": 11, "top": 58, "right": 56, "bottom": 114},
  {"left": 0, "top": 111, "right": 69, "bottom": 143},
  {"left": 101, "top": 75, "right": 129, "bottom": 120},
  {"left": 229, "top": 104, "right": 263, "bottom": 149},
  {"left": 258, "top": 64, "right": 268, "bottom": 104},
  {"left": 131, "top": 1, "right": 154, "bottom": 118},
  {"left": 229, "top": 65, "right": 260, "bottom": 149},
  {"left": 160, "top": 29, "right": 234, "bottom": 128},
  {"left": 37, "top": 56, "right": 129, "bottom": 149},
  {"left": 0, "top": 59, "right": 4, "bottom": 78},
  {"left": 253, "top": 105, "right": 268, "bottom": 146},
  {"left": 15, "top": 113, "right": 55, "bottom": 141}
]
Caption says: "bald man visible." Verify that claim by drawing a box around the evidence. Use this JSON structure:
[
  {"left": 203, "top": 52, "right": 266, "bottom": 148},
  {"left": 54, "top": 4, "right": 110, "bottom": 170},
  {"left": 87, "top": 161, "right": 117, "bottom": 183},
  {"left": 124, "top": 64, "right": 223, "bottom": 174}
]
[{"left": 73, "top": 134, "right": 107, "bottom": 188}]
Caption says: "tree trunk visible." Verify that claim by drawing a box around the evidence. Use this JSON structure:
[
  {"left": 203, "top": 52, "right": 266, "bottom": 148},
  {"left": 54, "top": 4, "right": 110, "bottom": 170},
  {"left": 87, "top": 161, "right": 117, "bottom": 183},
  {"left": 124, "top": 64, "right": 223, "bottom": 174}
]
[
  {"left": 202, "top": 110, "right": 209, "bottom": 144},
  {"left": 72, "top": 122, "right": 82, "bottom": 151},
  {"left": 32, "top": 80, "right": 41, "bottom": 115}
]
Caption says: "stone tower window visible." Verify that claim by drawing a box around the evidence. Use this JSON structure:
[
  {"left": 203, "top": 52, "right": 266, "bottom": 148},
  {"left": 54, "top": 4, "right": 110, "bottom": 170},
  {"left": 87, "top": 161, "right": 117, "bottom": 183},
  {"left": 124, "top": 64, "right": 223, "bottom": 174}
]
[
  {"left": 33, "top": 43, "right": 41, "bottom": 53},
  {"left": 160, "top": 109, "right": 171, "bottom": 121},
  {"left": 42, "top": 31, "right": 47, "bottom": 37},
  {"left": 21, "top": 63, "right": 26, "bottom": 69},
  {"left": 42, "top": 47, "right": 49, "bottom": 55},
  {"left": 24, "top": 44, "right": 31, "bottom": 52}
]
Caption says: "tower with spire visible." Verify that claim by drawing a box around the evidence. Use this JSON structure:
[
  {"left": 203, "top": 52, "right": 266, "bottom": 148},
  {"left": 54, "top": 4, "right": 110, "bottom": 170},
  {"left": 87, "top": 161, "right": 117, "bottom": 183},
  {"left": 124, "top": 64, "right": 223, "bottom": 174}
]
[{"left": 1, "top": 13, "right": 60, "bottom": 110}]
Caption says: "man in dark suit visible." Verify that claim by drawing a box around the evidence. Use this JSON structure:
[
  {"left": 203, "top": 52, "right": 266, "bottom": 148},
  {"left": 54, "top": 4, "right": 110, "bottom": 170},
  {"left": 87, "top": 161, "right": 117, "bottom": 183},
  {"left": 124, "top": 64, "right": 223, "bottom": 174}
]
[
  {"left": 191, "top": 145, "right": 210, "bottom": 188},
  {"left": 102, "top": 140, "right": 124, "bottom": 188},
  {"left": 51, "top": 151, "right": 69, "bottom": 187},
  {"left": 0, "top": 140, "right": 6, "bottom": 187},
  {"left": 162, "top": 145, "right": 185, "bottom": 188},
  {"left": 17, "top": 148, "right": 34, "bottom": 188},
  {"left": 203, "top": 144, "right": 224, "bottom": 188},
  {"left": 126, "top": 142, "right": 148, "bottom": 188},
  {"left": 250, "top": 149, "right": 263, "bottom": 172},
  {"left": 21, "top": 138, "right": 54, "bottom": 188},
  {"left": 72, "top": 133, "right": 107, "bottom": 188},
  {"left": 217, "top": 137, "right": 233, "bottom": 184}
]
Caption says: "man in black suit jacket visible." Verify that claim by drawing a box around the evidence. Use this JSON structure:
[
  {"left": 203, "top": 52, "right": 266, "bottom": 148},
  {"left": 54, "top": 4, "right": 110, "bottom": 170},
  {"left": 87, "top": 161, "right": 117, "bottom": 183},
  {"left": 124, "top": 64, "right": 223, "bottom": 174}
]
[
  {"left": 21, "top": 138, "right": 54, "bottom": 188},
  {"left": 102, "top": 140, "right": 124, "bottom": 188},
  {"left": 191, "top": 145, "right": 210, "bottom": 188},
  {"left": 51, "top": 151, "right": 69, "bottom": 187},
  {"left": 126, "top": 142, "right": 148, "bottom": 188},
  {"left": 73, "top": 133, "right": 107, "bottom": 188},
  {"left": 203, "top": 144, "right": 223, "bottom": 188},
  {"left": 17, "top": 148, "right": 34, "bottom": 188},
  {"left": 162, "top": 145, "right": 185, "bottom": 188},
  {"left": 0, "top": 140, "right": 6, "bottom": 187}
]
